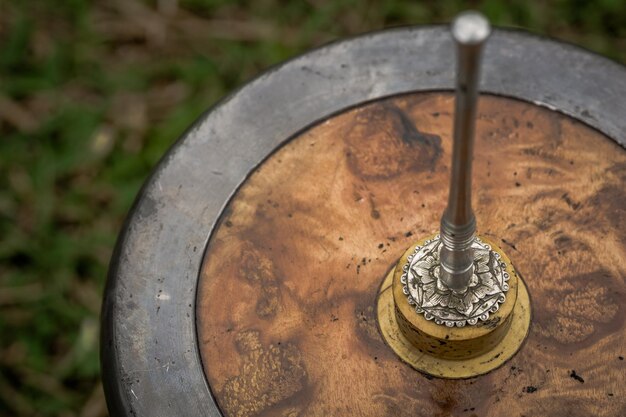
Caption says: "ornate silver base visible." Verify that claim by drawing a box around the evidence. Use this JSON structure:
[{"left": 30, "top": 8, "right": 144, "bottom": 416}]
[{"left": 401, "top": 235, "right": 510, "bottom": 327}]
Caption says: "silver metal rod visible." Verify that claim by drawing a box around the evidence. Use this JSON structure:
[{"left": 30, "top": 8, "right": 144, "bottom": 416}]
[{"left": 439, "top": 11, "right": 491, "bottom": 293}]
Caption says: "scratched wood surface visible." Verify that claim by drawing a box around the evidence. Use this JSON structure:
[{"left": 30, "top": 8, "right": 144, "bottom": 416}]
[{"left": 196, "top": 93, "right": 626, "bottom": 417}]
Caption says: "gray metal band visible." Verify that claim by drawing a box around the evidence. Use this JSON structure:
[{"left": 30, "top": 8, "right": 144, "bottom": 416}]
[{"left": 101, "top": 26, "right": 626, "bottom": 417}]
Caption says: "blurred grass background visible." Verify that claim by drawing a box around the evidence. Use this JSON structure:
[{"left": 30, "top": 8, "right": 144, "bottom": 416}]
[{"left": 0, "top": 0, "right": 624, "bottom": 416}]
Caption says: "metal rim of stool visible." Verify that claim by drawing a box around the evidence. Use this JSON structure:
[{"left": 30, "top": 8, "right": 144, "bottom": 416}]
[{"left": 101, "top": 25, "right": 626, "bottom": 417}]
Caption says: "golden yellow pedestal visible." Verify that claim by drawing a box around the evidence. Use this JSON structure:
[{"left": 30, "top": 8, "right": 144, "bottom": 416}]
[{"left": 377, "top": 235, "right": 531, "bottom": 378}]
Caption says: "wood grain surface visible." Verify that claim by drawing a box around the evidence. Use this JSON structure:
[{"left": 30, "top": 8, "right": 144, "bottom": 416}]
[{"left": 197, "top": 93, "right": 626, "bottom": 417}]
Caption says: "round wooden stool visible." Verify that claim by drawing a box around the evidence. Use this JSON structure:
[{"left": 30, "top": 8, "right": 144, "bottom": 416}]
[{"left": 101, "top": 25, "right": 626, "bottom": 417}]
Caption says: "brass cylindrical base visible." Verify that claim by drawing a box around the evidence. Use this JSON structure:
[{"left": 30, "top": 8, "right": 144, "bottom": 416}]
[{"left": 377, "top": 235, "right": 531, "bottom": 378}]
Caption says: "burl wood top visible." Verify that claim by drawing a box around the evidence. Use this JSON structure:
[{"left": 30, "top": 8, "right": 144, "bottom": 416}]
[{"left": 197, "top": 93, "right": 626, "bottom": 417}]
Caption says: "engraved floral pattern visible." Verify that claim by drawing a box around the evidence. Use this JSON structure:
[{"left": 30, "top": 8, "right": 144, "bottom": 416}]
[{"left": 401, "top": 235, "right": 510, "bottom": 327}]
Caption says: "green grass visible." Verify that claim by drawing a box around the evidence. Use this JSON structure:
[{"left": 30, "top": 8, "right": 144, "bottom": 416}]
[{"left": 0, "top": 0, "right": 624, "bottom": 415}]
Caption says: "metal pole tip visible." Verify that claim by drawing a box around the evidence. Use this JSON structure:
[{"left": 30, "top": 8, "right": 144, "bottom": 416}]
[{"left": 451, "top": 11, "right": 491, "bottom": 45}]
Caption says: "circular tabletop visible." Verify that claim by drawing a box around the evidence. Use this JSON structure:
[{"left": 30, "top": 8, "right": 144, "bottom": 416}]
[{"left": 101, "top": 26, "right": 626, "bottom": 417}]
